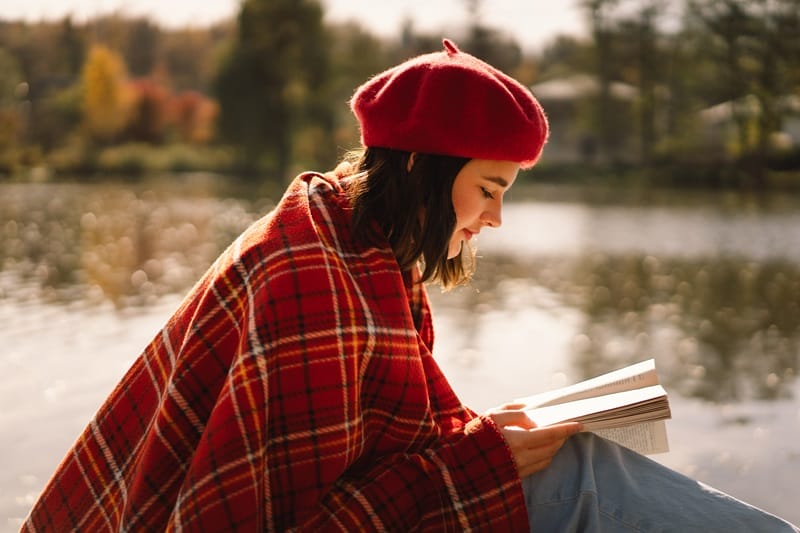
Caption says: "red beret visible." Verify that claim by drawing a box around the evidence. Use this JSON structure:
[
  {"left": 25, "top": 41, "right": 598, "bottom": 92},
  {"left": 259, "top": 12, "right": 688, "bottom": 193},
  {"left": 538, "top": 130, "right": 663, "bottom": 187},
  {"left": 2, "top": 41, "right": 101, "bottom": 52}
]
[{"left": 350, "top": 39, "right": 548, "bottom": 168}]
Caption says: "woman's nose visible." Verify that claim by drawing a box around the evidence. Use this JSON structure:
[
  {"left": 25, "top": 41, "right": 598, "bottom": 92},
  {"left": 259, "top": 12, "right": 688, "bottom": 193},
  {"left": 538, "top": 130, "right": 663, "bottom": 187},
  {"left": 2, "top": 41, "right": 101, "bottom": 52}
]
[{"left": 481, "top": 204, "right": 502, "bottom": 228}]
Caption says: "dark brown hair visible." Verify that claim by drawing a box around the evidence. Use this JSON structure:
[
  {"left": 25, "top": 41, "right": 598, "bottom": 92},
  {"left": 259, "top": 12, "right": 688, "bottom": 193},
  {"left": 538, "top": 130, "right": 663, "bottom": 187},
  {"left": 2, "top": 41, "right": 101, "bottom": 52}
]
[{"left": 345, "top": 147, "right": 473, "bottom": 289}]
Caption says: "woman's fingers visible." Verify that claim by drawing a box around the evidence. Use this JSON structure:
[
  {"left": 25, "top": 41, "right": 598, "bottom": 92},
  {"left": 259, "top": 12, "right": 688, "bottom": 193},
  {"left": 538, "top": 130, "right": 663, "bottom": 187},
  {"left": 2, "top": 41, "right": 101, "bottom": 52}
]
[
  {"left": 532, "top": 421, "right": 583, "bottom": 441},
  {"left": 495, "top": 402, "right": 528, "bottom": 411},
  {"left": 486, "top": 409, "right": 537, "bottom": 430},
  {"left": 499, "top": 422, "right": 583, "bottom": 478},
  {"left": 486, "top": 405, "right": 583, "bottom": 477},
  {"left": 502, "top": 432, "right": 564, "bottom": 477},
  {"left": 502, "top": 423, "right": 581, "bottom": 452}
]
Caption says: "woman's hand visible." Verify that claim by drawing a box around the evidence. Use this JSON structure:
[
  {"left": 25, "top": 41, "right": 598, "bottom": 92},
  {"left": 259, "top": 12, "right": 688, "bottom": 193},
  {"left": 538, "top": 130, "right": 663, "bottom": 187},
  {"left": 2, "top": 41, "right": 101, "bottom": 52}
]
[{"left": 486, "top": 403, "right": 582, "bottom": 478}]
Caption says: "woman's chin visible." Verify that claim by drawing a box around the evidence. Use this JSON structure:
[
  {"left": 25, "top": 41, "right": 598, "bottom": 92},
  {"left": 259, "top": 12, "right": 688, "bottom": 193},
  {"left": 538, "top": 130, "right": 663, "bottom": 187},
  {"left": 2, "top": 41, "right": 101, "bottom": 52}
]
[{"left": 446, "top": 240, "right": 464, "bottom": 260}]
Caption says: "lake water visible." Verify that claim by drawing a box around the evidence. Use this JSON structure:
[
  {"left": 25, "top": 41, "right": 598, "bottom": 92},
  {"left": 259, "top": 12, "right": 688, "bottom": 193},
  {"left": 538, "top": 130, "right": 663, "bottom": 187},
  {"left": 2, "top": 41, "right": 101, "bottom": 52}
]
[{"left": 1, "top": 175, "right": 799, "bottom": 529}]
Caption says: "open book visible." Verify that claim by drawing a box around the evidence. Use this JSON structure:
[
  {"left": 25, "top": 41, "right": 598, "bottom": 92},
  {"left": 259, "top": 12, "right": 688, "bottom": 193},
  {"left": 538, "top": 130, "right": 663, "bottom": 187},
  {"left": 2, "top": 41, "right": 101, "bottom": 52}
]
[{"left": 515, "top": 359, "right": 671, "bottom": 455}]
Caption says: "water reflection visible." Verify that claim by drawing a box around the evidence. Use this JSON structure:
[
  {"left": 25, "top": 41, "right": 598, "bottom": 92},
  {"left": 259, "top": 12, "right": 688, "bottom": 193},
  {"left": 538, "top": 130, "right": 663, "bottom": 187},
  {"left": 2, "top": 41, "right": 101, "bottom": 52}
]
[
  {"left": 0, "top": 180, "right": 270, "bottom": 307},
  {"left": 1, "top": 180, "right": 798, "bottom": 404},
  {"left": 448, "top": 253, "right": 799, "bottom": 403}
]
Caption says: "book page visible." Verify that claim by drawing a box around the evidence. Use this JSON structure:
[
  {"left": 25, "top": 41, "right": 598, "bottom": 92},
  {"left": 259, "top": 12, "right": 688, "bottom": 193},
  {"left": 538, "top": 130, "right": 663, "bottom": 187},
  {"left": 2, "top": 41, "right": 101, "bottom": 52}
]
[
  {"left": 594, "top": 420, "right": 670, "bottom": 455},
  {"left": 524, "top": 384, "right": 669, "bottom": 428},
  {"left": 515, "top": 359, "right": 659, "bottom": 409}
]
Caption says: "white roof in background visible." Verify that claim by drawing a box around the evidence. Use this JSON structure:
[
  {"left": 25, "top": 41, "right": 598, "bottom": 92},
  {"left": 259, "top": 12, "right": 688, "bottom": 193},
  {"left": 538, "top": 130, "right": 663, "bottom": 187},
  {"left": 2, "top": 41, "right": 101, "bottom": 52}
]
[
  {"left": 699, "top": 94, "right": 800, "bottom": 124},
  {"left": 780, "top": 94, "right": 800, "bottom": 112},
  {"left": 531, "top": 74, "right": 638, "bottom": 101}
]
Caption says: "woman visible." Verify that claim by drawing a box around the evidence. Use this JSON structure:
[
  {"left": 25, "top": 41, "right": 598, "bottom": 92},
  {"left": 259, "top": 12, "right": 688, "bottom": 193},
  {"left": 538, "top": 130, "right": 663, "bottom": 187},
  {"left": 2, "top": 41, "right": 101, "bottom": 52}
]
[{"left": 23, "top": 39, "right": 798, "bottom": 532}]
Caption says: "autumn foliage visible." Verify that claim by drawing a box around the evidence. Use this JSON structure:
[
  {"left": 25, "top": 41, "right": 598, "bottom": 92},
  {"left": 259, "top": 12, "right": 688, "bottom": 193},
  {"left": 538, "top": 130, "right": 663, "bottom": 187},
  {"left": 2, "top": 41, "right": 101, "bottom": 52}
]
[
  {"left": 171, "top": 91, "right": 218, "bottom": 145},
  {"left": 78, "top": 45, "right": 217, "bottom": 147},
  {"left": 82, "top": 45, "right": 132, "bottom": 141},
  {"left": 125, "top": 78, "right": 169, "bottom": 143}
]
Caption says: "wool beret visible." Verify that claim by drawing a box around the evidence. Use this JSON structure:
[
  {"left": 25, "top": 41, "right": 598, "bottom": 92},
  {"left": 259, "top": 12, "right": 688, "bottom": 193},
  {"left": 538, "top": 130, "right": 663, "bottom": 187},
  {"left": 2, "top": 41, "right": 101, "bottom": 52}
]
[{"left": 350, "top": 39, "right": 548, "bottom": 168}]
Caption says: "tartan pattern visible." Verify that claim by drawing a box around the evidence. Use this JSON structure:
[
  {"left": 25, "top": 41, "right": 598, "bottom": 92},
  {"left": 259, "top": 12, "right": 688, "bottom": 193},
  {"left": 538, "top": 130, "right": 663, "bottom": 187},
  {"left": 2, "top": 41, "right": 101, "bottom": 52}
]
[{"left": 22, "top": 172, "right": 528, "bottom": 532}]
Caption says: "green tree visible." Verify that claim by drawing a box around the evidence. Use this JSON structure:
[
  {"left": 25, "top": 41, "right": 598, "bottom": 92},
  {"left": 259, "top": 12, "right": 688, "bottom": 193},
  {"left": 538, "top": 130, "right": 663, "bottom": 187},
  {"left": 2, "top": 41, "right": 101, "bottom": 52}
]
[
  {"left": 125, "top": 17, "right": 162, "bottom": 77},
  {"left": 537, "top": 36, "right": 594, "bottom": 80},
  {"left": 56, "top": 17, "right": 86, "bottom": 79},
  {"left": 689, "top": 1, "right": 757, "bottom": 153},
  {"left": 0, "top": 21, "right": 83, "bottom": 152},
  {"left": 582, "top": 0, "right": 622, "bottom": 162},
  {"left": 615, "top": 2, "right": 665, "bottom": 163},
  {"left": 326, "top": 22, "right": 388, "bottom": 150},
  {"left": 461, "top": 0, "right": 523, "bottom": 75},
  {"left": 162, "top": 25, "right": 233, "bottom": 92},
  {"left": 0, "top": 48, "right": 23, "bottom": 106},
  {"left": 213, "top": 0, "right": 332, "bottom": 179},
  {"left": 688, "top": 0, "right": 800, "bottom": 183},
  {"left": 0, "top": 47, "right": 25, "bottom": 153}
]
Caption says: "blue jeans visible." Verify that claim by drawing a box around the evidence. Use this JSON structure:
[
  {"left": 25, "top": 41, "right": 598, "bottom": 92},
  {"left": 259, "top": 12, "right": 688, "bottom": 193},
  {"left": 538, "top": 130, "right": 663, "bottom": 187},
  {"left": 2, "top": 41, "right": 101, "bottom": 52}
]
[{"left": 522, "top": 433, "right": 799, "bottom": 532}]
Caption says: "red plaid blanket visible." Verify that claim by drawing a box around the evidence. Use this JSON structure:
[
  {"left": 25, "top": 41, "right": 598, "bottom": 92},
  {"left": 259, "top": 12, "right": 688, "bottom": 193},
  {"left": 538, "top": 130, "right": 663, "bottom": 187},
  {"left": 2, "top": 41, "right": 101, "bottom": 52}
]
[{"left": 23, "top": 172, "right": 527, "bottom": 531}]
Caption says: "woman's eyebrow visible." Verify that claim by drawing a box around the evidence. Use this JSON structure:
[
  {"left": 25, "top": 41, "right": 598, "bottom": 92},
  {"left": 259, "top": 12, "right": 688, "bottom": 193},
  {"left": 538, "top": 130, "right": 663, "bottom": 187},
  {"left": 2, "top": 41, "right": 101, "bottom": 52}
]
[{"left": 483, "top": 176, "right": 510, "bottom": 188}]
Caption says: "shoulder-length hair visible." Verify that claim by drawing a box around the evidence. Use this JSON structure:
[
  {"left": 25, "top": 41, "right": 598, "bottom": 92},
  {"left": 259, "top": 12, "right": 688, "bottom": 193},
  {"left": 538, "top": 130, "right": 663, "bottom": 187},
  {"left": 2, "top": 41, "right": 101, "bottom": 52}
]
[{"left": 344, "top": 147, "right": 474, "bottom": 289}]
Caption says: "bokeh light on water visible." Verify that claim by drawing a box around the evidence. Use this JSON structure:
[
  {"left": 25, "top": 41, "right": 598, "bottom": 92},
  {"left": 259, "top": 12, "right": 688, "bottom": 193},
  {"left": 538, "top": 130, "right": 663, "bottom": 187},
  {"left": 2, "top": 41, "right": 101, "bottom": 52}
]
[
  {"left": 1, "top": 176, "right": 799, "bottom": 528},
  {"left": 0, "top": 177, "right": 284, "bottom": 309},
  {"left": 455, "top": 252, "right": 800, "bottom": 403}
]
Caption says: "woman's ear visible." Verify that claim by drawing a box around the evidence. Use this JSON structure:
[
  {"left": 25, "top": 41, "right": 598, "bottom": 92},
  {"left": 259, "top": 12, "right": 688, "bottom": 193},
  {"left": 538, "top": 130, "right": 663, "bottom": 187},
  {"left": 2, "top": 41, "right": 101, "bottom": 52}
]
[{"left": 407, "top": 152, "right": 417, "bottom": 172}]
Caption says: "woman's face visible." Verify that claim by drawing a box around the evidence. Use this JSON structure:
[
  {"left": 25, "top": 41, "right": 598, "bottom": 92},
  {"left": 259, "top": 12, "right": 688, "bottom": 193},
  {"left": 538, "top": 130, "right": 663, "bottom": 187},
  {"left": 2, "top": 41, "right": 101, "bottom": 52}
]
[{"left": 448, "top": 158, "right": 520, "bottom": 259}]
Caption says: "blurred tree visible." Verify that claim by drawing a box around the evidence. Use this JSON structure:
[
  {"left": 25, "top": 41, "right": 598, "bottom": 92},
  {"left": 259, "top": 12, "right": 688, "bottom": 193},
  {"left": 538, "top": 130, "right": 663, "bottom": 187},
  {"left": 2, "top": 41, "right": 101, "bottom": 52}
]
[
  {"left": 125, "top": 17, "right": 162, "bottom": 77},
  {"left": 162, "top": 25, "right": 233, "bottom": 92},
  {"left": 688, "top": 0, "right": 800, "bottom": 184},
  {"left": 396, "top": 18, "right": 441, "bottom": 58},
  {"left": 0, "top": 47, "right": 23, "bottom": 106},
  {"left": 582, "top": 0, "right": 622, "bottom": 162},
  {"left": 82, "top": 44, "right": 131, "bottom": 141},
  {"left": 649, "top": 17, "right": 708, "bottom": 163},
  {"left": 0, "top": 21, "right": 54, "bottom": 98},
  {"left": 0, "top": 23, "right": 29, "bottom": 86},
  {"left": 0, "top": 20, "right": 82, "bottom": 153},
  {"left": 87, "top": 15, "right": 129, "bottom": 54},
  {"left": 689, "top": 1, "right": 757, "bottom": 155},
  {"left": 616, "top": 2, "right": 665, "bottom": 163},
  {"left": 751, "top": 0, "right": 800, "bottom": 167},
  {"left": 537, "top": 36, "right": 594, "bottom": 79},
  {"left": 124, "top": 78, "right": 170, "bottom": 143},
  {"left": 0, "top": 47, "right": 24, "bottom": 153},
  {"left": 55, "top": 17, "right": 86, "bottom": 79},
  {"left": 36, "top": 84, "right": 83, "bottom": 151},
  {"left": 776, "top": 0, "right": 800, "bottom": 90},
  {"left": 326, "top": 22, "right": 388, "bottom": 150},
  {"left": 171, "top": 90, "right": 219, "bottom": 144},
  {"left": 461, "top": 0, "right": 522, "bottom": 75},
  {"left": 213, "top": 0, "right": 332, "bottom": 179},
  {"left": 30, "top": 19, "right": 86, "bottom": 152}
]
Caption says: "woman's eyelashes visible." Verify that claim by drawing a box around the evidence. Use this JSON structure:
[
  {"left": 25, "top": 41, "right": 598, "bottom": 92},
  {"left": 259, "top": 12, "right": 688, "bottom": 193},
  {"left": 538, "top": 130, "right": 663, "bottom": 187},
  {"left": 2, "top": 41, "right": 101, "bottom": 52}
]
[{"left": 480, "top": 186, "right": 495, "bottom": 200}]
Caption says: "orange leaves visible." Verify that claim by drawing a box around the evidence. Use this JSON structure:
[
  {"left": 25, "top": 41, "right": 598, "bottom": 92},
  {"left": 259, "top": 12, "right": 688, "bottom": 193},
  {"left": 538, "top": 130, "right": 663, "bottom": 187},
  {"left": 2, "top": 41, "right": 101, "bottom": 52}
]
[
  {"left": 170, "top": 91, "right": 219, "bottom": 145},
  {"left": 81, "top": 44, "right": 218, "bottom": 145}
]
